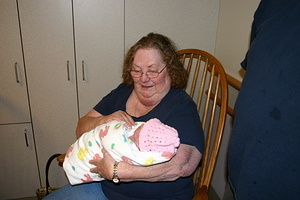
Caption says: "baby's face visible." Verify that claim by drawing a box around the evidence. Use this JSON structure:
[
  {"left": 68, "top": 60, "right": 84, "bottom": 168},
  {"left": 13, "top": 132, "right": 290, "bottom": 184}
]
[
  {"left": 132, "top": 124, "right": 144, "bottom": 147},
  {"left": 134, "top": 125, "right": 143, "bottom": 134}
]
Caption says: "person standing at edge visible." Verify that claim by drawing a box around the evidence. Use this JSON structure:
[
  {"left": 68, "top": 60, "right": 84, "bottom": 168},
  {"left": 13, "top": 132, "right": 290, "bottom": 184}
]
[{"left": 225, "top": 1, "right": 300, "bottom": 200}]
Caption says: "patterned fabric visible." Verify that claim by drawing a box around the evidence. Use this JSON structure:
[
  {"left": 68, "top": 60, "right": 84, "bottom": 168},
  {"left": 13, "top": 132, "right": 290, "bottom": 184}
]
[{"left": 63, "top": 120, "right": 179, "bottom": 185}]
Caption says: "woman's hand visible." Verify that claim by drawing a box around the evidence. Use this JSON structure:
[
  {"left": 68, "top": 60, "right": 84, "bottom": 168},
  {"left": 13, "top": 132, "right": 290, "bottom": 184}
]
[
  {"left": 103, "top": 111, "right": 135, "bottom": 128},
  {"left": 76, "top": 110, "right": 135, "bottom": 138},
  {"left": 89, "top": 149, "right": 115, "bottom": 180}
]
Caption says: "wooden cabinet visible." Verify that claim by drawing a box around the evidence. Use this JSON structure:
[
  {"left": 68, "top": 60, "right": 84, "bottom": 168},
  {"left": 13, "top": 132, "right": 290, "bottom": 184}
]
[
  {"left": 18, "top": 0, "right": 125, "bottom": 187},
  {"left": 0, "top": 124, "right": 39, "bottom": 199},
  {"left": 73, "top": 0, "right": 124, "bottom": 116},
  {"left": 18, "top": 0, "right": 79, "bottom": 187},
  {"left": 0, "top": 0, "right": 31, "bottom": 124},
  {"left": 0, "top": 1, "right": 40, "bottom": 199}
]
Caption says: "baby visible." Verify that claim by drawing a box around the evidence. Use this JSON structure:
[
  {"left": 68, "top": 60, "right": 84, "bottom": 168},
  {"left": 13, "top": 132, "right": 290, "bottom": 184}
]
[{"left": 63, "top": 118, "right": 180, "bottom": 185}]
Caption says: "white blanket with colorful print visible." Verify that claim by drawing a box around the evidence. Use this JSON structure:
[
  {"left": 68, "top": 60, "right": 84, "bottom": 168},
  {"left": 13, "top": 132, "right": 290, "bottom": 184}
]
[{"left": 63, "top": 120, "right": 174, "bottom": 185}]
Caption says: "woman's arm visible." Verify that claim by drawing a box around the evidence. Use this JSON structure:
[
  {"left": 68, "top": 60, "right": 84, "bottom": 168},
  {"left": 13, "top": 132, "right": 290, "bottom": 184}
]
[
  {"left": 76, "top": 109, "right": 135, "bottom": 138},
  {"left": 90, "top": 143, "right": 202, "bottom": 182},
  {"left": 76, "top": 110, "right": 102, "bottom": 138}
]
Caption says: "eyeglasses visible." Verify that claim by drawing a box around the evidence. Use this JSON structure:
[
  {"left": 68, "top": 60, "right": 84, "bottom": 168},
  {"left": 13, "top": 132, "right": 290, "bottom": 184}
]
[{"left": 130, "top": 66, "right": 167, "bottom": 79}]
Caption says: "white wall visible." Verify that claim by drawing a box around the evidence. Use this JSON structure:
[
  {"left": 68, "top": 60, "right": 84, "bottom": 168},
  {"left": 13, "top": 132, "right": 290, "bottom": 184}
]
[
  {"left": 125, "top": 0, "right": 219, "bottom": 53},
  {"left": 215, "top": 0, "right": 261, "bottom": 81},
  {"left": 211, "top": 0, "right": 261, "bottom": 198}
]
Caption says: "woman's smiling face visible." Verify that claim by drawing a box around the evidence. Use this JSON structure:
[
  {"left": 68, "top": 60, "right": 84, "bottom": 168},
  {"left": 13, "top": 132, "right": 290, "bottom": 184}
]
[{"left": 131, "top": 48, "right": 171, "bottom": 106}]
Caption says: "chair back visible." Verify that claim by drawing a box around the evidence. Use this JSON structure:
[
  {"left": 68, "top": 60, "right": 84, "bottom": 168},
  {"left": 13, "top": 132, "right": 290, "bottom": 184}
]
[{"left": 177, "top": 49, "right": 228, "bottom": 194}]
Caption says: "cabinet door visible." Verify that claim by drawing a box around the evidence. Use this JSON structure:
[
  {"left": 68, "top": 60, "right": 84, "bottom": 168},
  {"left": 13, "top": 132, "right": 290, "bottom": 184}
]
[
  {"left": 73, "top": 0, "right": 124, "bottom": 116},
  {"left": 18, "top": 0, "right": 78, "bottom": 187},
  {"left": 0, "top": 123, "right": 40, "bottom": 199},
  {"left": 125, "top": 0, "right": 219, "bottom": 52},
  {"left": 0, "top": 0, "right": 31, "bottom": 124}
]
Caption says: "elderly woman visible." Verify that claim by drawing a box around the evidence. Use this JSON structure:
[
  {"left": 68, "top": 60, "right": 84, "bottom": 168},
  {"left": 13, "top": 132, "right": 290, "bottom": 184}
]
[{"left": 45, "top": 33, "right": 204, "bottom": 200}]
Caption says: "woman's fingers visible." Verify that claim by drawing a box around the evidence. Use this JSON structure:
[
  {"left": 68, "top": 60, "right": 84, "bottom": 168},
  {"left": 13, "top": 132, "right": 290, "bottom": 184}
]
[{"left": 109, "top": 111, "right": 135, "bottom": 127}]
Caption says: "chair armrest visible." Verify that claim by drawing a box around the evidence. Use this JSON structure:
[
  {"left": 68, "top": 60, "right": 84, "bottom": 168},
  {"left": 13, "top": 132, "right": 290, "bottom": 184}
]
[
  {"left": 192, "top": 186, "right": 209, "bottom": 200},
  {"left": 57, "top": 153, "right": 66, "bottom": 167}
]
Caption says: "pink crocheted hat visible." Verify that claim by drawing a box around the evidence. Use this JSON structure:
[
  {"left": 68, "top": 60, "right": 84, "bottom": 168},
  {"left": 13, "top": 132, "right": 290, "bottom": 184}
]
[{"left": 139, "top": 118, "right": 180, "bottom": 153}]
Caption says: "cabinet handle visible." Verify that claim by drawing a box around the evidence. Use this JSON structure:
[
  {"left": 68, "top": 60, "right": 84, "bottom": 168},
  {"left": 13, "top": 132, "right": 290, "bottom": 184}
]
[
  {"left": 82, "top": 60, "right": 85, "bottom": 81},
  {"left": 24, "top": 128, "right": 29, "bottom": 147},
  {"left": 14, "top": 62, "right": 20, "bottom": 83},
  {"left": 67, "top": 60, "right": 70, "bottom": 81}
]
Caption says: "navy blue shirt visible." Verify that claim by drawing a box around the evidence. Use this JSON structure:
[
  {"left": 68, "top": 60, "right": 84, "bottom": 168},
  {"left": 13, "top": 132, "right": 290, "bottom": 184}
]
[
  {"left": 94, "top": 83, "right": 204, "bottom": 199},
  {"left": 228, "top": 1, "right": 300, "bottom": 199}
]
